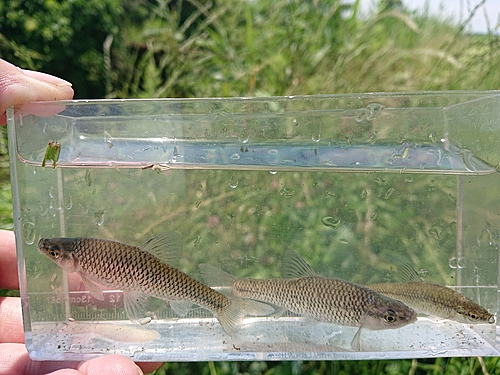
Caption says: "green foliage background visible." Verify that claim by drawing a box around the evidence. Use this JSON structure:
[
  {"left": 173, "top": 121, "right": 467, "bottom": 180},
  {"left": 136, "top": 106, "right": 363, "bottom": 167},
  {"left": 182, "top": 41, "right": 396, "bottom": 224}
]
[{"left": 1, "top": 0, "right": 500, "bottom": 373}]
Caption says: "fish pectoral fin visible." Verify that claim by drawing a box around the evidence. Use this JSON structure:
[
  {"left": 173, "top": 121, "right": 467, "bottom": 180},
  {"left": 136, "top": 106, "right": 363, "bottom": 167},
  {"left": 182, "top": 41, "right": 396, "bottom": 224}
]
[
  {"left": 199, "top": 263, "right": 236, "bottom": 294},
  {"left": 169, "top": 300, "right": 193, "bottom": 317},
  {"left": 350, "top": 327, "right": 363, "bottom": 351},
  {"left": 272, "top": 306, "right": 287, "bottom": 319},
  {"left": 282, "top": 250, "right": 317, "bottom": 278},
  {"left": 79, "top": 273, "right": 104, "bottom": 301},
  {"left": 139, "top": 232, "right": 182, "bottom": 266},
  {"left": 123, "top": 290, "right": 151, "bottom": 322},
  {"left": 218, "top": 299, "right": 275, "bottom": 335}
]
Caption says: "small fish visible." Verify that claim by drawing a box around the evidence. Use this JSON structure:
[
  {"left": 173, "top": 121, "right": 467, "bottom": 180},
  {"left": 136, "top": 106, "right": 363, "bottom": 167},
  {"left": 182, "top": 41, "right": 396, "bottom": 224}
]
[
  {"left": 38, "top": 232, "right": 274, "bottom": 335},
  {"left": 367, "top": 264, "right": 495, "bottom": 324},
  {"left": 200, "top": 251, "right": 417, "bottom": 349}
]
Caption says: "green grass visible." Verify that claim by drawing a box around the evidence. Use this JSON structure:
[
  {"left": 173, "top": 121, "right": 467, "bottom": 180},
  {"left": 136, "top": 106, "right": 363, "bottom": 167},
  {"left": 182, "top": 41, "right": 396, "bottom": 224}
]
[{"left": 2, "top": 0, "right": 500, "bottom": 374}]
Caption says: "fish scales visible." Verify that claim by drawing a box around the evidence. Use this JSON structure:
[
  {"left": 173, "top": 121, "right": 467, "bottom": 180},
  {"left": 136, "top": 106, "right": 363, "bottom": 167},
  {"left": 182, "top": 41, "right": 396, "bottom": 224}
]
[
  {"left": 38, "top": 233, "right": 275, "bottom": 334},
  {"left": 234, "top": 276, "right": 401, "bottom": 327},
  {"left": 368, "top": 281, "right": 495, "bottom": 324},
  {"left": 73, "top": 238, "right": 229, "bottom": 314}
]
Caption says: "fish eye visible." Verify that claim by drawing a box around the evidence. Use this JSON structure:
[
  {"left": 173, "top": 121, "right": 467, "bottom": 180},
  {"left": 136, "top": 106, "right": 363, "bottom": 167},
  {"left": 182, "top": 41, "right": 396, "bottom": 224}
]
[
  {"left": 467, "top": 312, "right": 480, "bottom": 321},
  {"left": 49, "top": 245, "right": 60, "bottom": 259},
  {"left": 383, "top": 309, "right": 398, "bottom": 323}
]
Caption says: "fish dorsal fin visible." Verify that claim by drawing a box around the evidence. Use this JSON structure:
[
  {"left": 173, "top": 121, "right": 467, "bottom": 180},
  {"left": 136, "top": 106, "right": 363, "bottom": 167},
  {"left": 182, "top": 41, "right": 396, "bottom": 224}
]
[
  {"left": 139, "top": 232, "right": 182, "bottom": 266},
  {"left": 397, "top": 263, "right": 423, "bottom": 282},
  {"left": 282, "top": 250, "right": 317, "bottom": 279}
]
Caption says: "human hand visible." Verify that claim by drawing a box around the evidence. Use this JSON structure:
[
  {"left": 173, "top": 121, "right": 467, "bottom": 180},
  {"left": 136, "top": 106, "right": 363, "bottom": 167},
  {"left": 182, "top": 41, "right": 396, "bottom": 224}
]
[
  {"left": 0, "top": 58, "right": 75, "bottom": 125},
  {"left": 0, "top": 230, "right": 163, "bottom": 375},
  {"left": 0, "top": 59, "right": 163, "bottom": 374}
]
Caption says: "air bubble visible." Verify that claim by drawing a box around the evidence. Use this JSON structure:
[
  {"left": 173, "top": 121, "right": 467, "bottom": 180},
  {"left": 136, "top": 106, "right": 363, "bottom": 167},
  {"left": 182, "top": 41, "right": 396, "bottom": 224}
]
[
  {"left": 22, "top": 222, "right": 36, "bottom": 245},
  {"left": 322, "top": 217, "right": 341, "bottom": 229},
  {"left": 229, "top": 173, "right": 238, "bottom": 188},
  {"left": 230, "top": 153, "right": 241, "bottom": 160},
  {"left": 268, "top": 149, "right": 278, "bottom": 155}
]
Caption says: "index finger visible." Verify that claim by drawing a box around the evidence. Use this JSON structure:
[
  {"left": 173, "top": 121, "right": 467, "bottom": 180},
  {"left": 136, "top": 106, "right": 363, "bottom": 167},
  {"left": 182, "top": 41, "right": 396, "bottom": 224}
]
[{"left": 0, "top": 59, "right": 74, "bottom": 125}]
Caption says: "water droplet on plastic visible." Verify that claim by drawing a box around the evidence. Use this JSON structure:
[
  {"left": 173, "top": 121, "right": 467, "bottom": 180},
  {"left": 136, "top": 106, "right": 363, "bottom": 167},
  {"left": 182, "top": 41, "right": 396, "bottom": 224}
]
[
  {"left": 85, "top": 170, "right": 92, "bottom": 186},
  {"left": 321, "top": 217, "right": 341, "bottom": 229},
  {"left": 48, "top": 186, "right": 54, "bottom": 199},
  {"left": 230, "top": 153, "right": 240, "bottom": 160},
  {"left": 104, "top": 131, "right": 113, "bottom": 148},
  {"left": 268, "top": 149, "right": 278, "bottom": 155},
  {"left": 292, "top": 118, "right": 298, "bottom": 126},
  {"left": 194, "top": 236, "right": 201, "bottom": 247},
  {"left": 94, "top": 210, "right": 105, "bottom": 227},
  {"left": 22, "top": 222, "right": 36, "bottom": 245},
  {"left": 229, "top": 173, "right": 238, "bottom": 188},
  {"left": 420, "top": 162, "right": 426, "bottom": 170},
  {"left": 66, "top": 195, "right": 73, "bottom": 210},
  {"left": 365, "top": 103, "right": 385, "bottom": 121},
  {"left": 459, "top": 148, "right": 476, "bottom": 172},
  {"left": 429, "top": 226, "right": 443, "bottom": 240},
  {"left": 384, "top": 188, "right": 395, "bottom": 199},
  {"left": 312, "top": 133, "right": 321, "bottom": 142},
  {"left": 428, "top": 132, "right": 438, "bottom": 142},
  {"left": 369, "top": 132, "right": 377, "bottom": 144},
  {"left": 238, "top": 132, "right": 249, "bottom": 144},
  {"left": 354, "top": 109, "right": 366, "bottom": 122},
  {"left": 339, "top": 238, "right": 349, "bottom": 244},
  {"left": 279, "top": 188, "right": 295, "bottom": 198},
  {"left": 370, "top": 211, "right": 378, "bottom": 220},
  {"left": 436, "top": 148, "right": 452, "bottom": 167},
  {"left": 418, "top": 269, "right": 429, "bottom": 279},
  {"left": 449, "top": 257, "right": 457, "bottom": 269},
  {"left": 269, "top": 171, "right": 277, "bottom": 175}
]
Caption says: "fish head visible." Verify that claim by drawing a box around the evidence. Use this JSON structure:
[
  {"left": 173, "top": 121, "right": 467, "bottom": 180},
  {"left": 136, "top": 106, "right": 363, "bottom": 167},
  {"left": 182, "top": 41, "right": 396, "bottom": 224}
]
[
  {"left": 361, "top": 297, "right": 417, "bottom": 331},
  {"left": 38, "top": 238, "right": 80, "bottom": 273},
  {"left": 456, "top": 301, "right": 495, "bottom": 324}
]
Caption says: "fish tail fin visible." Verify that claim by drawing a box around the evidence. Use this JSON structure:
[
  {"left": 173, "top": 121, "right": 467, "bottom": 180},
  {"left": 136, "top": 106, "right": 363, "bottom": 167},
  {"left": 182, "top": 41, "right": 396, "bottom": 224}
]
[
  {"left": 217, "top": 299, "right": 275, "bottom": 335},
  {"left": 199, "top": 263, "right": 237, "bottom": 296}
]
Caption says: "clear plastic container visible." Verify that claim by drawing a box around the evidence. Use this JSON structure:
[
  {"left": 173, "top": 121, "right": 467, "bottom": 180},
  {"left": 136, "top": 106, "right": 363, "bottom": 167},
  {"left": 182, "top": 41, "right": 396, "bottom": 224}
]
[{"left": 7, "top": 92, "right": 500, "bottom": 361}]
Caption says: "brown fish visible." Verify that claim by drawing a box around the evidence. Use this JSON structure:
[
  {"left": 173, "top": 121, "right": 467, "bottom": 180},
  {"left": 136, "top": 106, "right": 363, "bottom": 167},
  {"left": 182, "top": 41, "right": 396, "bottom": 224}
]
[
  {"left": 367, "top": 264, "right": 495, "bottom": 324},
  {"left": 38, "top": 233, "right": 274, "bottom": 334},
  {"left": 200, "top": 250, "right": 417, "bottom": 349}
]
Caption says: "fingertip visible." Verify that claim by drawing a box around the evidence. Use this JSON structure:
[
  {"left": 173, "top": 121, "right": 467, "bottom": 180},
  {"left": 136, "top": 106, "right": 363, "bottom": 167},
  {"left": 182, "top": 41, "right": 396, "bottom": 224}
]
[{"left": 77, "top": 354, "right": 144, "bottom": 375}]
